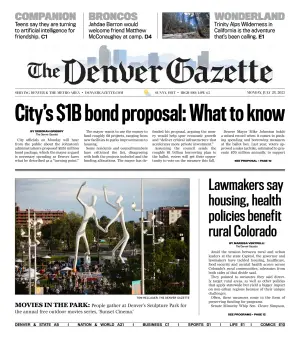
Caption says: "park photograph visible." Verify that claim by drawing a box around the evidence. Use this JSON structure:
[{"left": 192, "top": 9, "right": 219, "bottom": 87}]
[
  {"left": 15, "top": 178, "right": 190, "bottom": 295},
  {"left": 162, "top": 12, "right": 210, "bottom": 39}
]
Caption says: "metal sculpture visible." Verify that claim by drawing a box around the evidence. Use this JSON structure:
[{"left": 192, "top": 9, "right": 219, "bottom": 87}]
[
  {"left": 74, "top": 182, "right": 106, "bottom": 271},
  {"left": 103, "top": 186, "right": 129, "bottom": 263}
]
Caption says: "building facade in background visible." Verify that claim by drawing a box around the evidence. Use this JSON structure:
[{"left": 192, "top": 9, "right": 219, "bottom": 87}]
[
  {"left": 15, "top": 204, "right": 65, "bottom": 227},
  {"left": 146, "top": 206, "right": 189, "bottom": 227},
  {"left": 99, "top": 45, "right": 111, "bottom": 67},
  {"left": 197, "top": 51, "right": 209, "bottom": 68},
  {"left": 113, "top": 49, "right": 127, "bottom": 65},
  {"left": 148, "top": 52, "right": 159, "bottom": 67}
]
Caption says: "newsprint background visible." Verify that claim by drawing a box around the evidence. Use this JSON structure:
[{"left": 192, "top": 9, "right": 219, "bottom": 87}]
[{"left": 1, "top": 1, "right": 299, "bottom": 343}]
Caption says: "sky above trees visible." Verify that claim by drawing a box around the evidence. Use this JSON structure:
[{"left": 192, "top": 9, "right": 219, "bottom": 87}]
[{"left": 16, "top": 178, "right": 190, "bottom": 220}]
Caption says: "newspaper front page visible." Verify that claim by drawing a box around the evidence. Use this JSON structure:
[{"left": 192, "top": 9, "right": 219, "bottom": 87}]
[{"left": 2, "top": 0, "right": 299, "bottom": 342}]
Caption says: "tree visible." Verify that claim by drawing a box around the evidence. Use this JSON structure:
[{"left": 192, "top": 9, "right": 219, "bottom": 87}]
[
  {"left": 194, "top": 12, "right": 210, "bottom": 38},
  {"left": 175, "top": 216, "right": 190, "bottom": 245},
  {"left": 146, "top": 239, "right": 189, "bottom": 294},
  {"left": 41, "top": 212, "right": 95, "bottom": 252},
  {"left": 163, "top": 12, "right": 197, "bottom": 35}
]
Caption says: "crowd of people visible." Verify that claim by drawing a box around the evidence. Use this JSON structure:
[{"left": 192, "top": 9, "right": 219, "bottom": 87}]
[{"left": 15, "top": 260, "right": 107, "bottom": 294}]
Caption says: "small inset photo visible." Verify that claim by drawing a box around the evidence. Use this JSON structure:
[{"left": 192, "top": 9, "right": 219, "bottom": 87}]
[{"left": 162, "top": 12, "right": 210, "bottom": 39}]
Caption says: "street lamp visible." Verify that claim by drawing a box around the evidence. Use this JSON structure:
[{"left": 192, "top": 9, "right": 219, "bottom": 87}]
[
  {"left": 32, "top": 214, "right": 43, "bottom": 295},
  {"left": 21, "top": 209, "right": 31, "bottom": 294},
  {"left": 131, "top": 183, "right": 165, "bottom": 294},
  {"left": 33, "top": 213, "right": 37, "bottom": 294},
  {"left": 131, "top": 179, "right": 145, "bottom": 294},
  {"left": 50, "top": 225, "right": 53, "bottom": 255},
  {"left": 21, "top": 210, "right": 43, "bottom": 295},
  {"left": 20, "top": 244, "right": 25, "bottom": 269},
  {"left": 146, "top": 211, "right": 164, "bottom": 282},
  {"left": 97, "top": 225, "right": 100, "bottom": 263}
]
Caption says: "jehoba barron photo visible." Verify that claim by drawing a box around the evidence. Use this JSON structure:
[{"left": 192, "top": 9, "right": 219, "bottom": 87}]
[
  {"left": 15, "top": 178, "right": 190, "bottom": 295},
  {"left": 162, "top": 12, "right": 210, "bottom": 39}
]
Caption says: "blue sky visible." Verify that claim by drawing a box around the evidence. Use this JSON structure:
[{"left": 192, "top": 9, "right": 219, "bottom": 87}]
[{"left": 15, "top": 179, "right": 190, "bottom": 221}]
